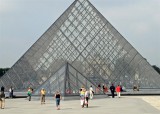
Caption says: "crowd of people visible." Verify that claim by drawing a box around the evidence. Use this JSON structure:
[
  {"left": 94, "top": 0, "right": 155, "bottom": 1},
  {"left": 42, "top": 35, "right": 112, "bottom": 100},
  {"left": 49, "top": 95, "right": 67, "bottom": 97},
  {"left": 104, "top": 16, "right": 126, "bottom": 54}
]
[{"left": 0, "top": 84, "right": 126, "bottom": 110}]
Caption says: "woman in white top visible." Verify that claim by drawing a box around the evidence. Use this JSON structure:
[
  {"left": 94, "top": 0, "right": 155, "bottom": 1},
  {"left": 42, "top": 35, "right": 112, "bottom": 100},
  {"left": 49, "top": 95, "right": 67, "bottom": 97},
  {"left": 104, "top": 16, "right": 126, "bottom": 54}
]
[{"left": 89, "top": 86, "right": 94, "bottom": 99}]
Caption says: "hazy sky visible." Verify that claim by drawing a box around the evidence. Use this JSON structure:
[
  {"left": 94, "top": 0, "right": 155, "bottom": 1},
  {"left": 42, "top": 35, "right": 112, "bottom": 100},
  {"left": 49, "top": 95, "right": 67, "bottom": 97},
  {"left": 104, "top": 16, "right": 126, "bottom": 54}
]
[{"left": 0, "top": 0, "right": 160, "bottom": 68}]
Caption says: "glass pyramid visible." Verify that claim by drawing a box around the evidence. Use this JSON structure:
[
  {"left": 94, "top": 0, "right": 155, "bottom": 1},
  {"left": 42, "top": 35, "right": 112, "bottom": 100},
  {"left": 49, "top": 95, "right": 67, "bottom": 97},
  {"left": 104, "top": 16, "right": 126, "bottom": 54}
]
[
  {"left": 34, "top": 62, "right": 103, "bottom": 96},
  {"left": 0, "top": 0, "right": 160, "bottom": 94}
]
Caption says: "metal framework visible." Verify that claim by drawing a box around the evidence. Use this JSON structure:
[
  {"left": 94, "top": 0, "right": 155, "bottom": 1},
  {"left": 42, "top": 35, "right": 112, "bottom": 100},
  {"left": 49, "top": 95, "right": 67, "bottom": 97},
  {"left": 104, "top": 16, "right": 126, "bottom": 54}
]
[
  {"left": 34, "top": 62, "right": 103, "bottom": 95},
  {"left": 0, "top": 0, "right": 160, "bottom": 95}
]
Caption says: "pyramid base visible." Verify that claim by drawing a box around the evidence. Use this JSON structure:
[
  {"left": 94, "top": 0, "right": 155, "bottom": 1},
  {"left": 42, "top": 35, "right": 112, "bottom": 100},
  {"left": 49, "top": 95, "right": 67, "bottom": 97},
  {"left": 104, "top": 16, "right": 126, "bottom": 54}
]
[{"left": 29, "top": 94, "right": 108, "bottom": 101}]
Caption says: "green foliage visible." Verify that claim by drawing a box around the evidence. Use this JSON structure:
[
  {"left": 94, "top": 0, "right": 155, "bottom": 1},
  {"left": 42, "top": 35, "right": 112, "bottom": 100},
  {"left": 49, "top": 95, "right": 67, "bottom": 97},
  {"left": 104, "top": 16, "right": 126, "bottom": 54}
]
[
  {"left": 0, "top": 68, "right": 10, "bottom": 77},
  {"left": 152, "top": 65, "right": 160, "bottom": 74}
]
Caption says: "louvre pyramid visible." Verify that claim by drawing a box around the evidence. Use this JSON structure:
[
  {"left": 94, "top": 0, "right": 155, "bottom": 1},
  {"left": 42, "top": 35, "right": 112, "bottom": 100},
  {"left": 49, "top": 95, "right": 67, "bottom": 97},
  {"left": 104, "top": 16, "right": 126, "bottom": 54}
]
[
  {"left": 1, "top": 0, "right": 160, "bottom": 94},
  {"left": 34, "top": 62, "right": 103, "bottom": 96}
]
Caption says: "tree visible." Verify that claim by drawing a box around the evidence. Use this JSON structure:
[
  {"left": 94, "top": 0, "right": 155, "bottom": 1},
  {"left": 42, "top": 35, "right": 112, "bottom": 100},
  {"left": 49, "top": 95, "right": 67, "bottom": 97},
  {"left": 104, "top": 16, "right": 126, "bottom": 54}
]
[
  {"left": 0, "top": 68, "right": 10, "bottom": 77},
  {"left": 152, "top": 65, "right": 160, "bottom": 74}
]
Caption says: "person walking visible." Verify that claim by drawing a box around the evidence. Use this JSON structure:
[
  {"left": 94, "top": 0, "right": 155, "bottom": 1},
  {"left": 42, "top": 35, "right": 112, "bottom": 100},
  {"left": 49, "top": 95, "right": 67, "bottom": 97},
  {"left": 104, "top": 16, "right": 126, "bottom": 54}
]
[
  {"left": 27, "top": 87, "right": 33, "bottom": 101},
  {"left": 40, "top": 88, "right": 46, "bottom": 104},
  {"left": 110, "top": 84, "right": 115, "bottom": 98},
  {"left": 0, "top": 91, "right": 5, "bottom": 109},
  {"left": 89, "top": 85, "right": 94, "bottom": 99},
  {"left": 54, "top": 91, "right": 62, "bottom": 110},
  {"left": 84, "top": 90, "right": 89, "bottom": 108},
  {"left": 116, "top": 85, "right": 121, "bottom": 98},
  {"left": 80, "top": 87, "right": 85, "bottom": 108},
  {"left": 9, "top": 86, "right": 13, "bottom": 98}
]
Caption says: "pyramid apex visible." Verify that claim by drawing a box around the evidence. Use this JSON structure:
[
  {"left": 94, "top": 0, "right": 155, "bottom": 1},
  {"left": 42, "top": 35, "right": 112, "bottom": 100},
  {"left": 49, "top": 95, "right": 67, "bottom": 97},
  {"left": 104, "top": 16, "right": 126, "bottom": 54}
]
[{"left": 1, "top": 0, "right": 160, "bottom": 93}]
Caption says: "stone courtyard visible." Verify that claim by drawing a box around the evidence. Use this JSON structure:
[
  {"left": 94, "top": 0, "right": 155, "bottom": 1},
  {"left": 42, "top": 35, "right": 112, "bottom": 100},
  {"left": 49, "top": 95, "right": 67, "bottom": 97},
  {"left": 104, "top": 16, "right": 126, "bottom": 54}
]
[{"left": 1, "top": 96, "right": 160, "bottom": 114}]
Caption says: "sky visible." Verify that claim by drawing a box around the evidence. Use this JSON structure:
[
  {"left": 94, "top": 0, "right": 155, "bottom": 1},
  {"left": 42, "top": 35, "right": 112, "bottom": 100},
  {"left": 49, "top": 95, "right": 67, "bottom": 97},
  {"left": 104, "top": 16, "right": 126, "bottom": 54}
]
[{"left": 0, "top": 0, "right": 160, "bottom": 68}]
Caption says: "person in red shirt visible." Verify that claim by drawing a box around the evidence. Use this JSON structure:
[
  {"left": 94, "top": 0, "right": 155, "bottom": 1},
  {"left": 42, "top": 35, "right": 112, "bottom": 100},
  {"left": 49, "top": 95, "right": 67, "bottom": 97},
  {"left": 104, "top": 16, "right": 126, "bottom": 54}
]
[{"left": 116, "top": 85, "right": 121, "bottom": 98}]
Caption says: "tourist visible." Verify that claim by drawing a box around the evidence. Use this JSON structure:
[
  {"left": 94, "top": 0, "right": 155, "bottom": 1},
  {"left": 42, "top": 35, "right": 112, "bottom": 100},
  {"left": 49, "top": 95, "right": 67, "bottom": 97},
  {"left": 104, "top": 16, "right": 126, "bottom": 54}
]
[
  {"left": 97, "top": 84, "right": 101, "bottom": 93},
  {"left": 80, "top": 87, "right": 85, "bottom": 108},
  {"left": 9, "top": 86, "right": 13, "bottom": 98},
  {"left": 0, "top": 91, "right": 5, "bottom": 109},
  {"left": 27, "top": 87, "right": 33, "bottom": 101},
  {"left": 116, "top": 85, "right": 121, "bottom": 98},
  {"left": 103, "top": 84, "right": 106, "bottom": 93},
  {"left": 110, "top": 84, "right": 115, "bottom": 98},
  {"left": 89, "top": 85, "right": 94, "bottom": 99},
  {"left": 84, "top": 90, "right": 89, "bottom": 108},
  {"left": 54, "top": 91, "right": 62, "bottom": 110},
  {"left": 40, "top": 88, "right": 46, "bottom": 104}
]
